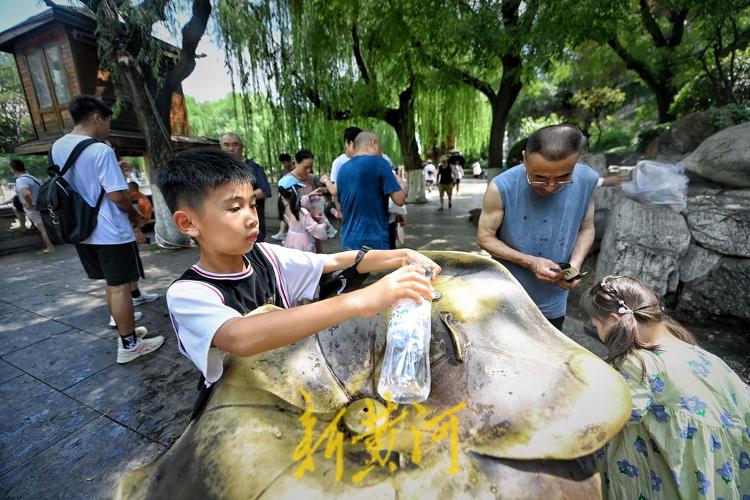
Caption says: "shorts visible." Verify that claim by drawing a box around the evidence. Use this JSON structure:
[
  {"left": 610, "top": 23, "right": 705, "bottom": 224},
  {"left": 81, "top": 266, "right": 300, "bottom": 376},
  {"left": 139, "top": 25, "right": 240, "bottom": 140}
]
[
  {"left": 75, "top": 241, "right": 144, "bottom": 286},
  {"left": 24, "top": 208, "right": 43, "bottom": 225},
  {"left": 438, "top": 183, "right": 453, "bottom": 197}
]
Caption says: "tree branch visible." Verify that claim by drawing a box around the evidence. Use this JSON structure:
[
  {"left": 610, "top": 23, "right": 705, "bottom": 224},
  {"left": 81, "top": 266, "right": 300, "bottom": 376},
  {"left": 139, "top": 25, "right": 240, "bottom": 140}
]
[
  {"left": 289, "top": 71, "right": 351, "bottom": 121},
  {"left": 351, "top": 21, "right": 370, "bottom": 85},
  {"left": 666, "top": 7, "right": 688, "bottom": 47},
  {"left": 638, "top": 0, "right": 667, "bottom": 47},
  {"left": 159, "top": 0, "right": 211, "bottom": 112},
  {"left": 716, "top": 25, "right": 750, "bottom": 58},
  {"left": 608, "top": 37, "right": 659, "bottom": 92}
]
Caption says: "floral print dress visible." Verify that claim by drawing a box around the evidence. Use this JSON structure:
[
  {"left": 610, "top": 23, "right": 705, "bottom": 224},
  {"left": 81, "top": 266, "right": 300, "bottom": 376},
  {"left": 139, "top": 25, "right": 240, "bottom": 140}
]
[{"left": 594, "top": 341, "right": 750, "bottom": 499}]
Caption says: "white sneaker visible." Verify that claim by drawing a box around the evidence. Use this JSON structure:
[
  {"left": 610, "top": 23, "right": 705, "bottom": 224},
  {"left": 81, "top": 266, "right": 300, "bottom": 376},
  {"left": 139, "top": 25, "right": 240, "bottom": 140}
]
[
  {"left": 133, "top": 291, "right": 160, "bottom": 306},
  {"left": 117, "top": 335, "right": 165, "bottom": 364},
  {"left": 271, "top": 231, "right": 287, "bottom": 241},
  {"left": 108, "top": 311, "right": 143, "bottom": 328}
]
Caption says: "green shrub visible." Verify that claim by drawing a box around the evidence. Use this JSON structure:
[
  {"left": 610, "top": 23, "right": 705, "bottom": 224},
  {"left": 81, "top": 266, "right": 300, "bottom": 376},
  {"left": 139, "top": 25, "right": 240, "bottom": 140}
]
[{"left": 594, "top": 126, "right": 632, "bottom": 152}]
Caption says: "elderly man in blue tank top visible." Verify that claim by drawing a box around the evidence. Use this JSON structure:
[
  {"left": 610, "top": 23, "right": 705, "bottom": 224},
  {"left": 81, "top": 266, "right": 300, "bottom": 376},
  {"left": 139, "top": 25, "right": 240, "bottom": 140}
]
[{"left": 477, "top": 124, "right": 598, "bottom": 331}]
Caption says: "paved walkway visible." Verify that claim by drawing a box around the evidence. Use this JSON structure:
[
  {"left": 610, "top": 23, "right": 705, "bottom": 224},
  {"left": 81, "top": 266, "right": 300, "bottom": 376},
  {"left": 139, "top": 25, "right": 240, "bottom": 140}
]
[{"left": 0, "top": 178, "right": 658, "bottom": 498}]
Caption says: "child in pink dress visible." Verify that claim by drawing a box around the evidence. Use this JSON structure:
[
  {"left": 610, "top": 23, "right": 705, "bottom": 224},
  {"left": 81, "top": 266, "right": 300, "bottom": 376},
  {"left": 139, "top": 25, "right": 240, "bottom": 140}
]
[{"left": 280, "top": 187, "right": 328, "bottom": 253}]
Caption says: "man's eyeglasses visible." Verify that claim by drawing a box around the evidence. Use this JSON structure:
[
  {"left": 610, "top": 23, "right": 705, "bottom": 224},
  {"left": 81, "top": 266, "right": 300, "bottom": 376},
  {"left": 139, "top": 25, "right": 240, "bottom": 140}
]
[{"left": 524, "top": 167, "right": 575, "bottom": 189}]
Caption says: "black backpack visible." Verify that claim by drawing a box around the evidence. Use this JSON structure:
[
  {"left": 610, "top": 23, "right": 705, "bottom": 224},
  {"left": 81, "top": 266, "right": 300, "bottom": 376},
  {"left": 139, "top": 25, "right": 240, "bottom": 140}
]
[{"left": 39, "top": 139, "right": 104, "bottom": 244}]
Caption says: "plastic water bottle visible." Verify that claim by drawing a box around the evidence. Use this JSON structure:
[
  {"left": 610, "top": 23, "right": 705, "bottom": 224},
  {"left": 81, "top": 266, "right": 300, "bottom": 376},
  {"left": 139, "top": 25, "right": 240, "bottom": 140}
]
[{"left": 377, "top": 271, "right": 432, "bottom": 403}]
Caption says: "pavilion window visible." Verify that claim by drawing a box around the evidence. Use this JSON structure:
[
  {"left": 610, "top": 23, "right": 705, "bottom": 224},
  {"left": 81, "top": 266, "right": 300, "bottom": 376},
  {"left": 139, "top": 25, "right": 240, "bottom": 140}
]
[
  {"left": 44, "top": 45, "right": 70, "bottom": 104},
  {"left": 26, "top": 50, "right": 52, "bottom": 108}
]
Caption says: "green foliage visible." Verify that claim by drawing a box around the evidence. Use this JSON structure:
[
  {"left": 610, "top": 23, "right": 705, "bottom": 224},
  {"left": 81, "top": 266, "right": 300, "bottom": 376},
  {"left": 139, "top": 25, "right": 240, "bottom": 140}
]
[
  {"left": 571, "top": 86, "right": 626, "bottom": 149},
  {"left": 0, "top": 54, "right": 34, "bottom": 153},
  {"left": 0, "top": 154, "right": 48, "bottom": 183},
  {"left": 185, "top": 94, "right": 402, "bottom": 178},
  {"left": 712, "top": 104, "right": 750, "bottom": 128},
  {"left": 571, "top": 87, "right": 626, "bottom": 118},
  {"left": 519, "top": 113, "right": 563, "bottom": 138},
  {"left": 671, "top": 49, "right": 750, "bottom": 117}
]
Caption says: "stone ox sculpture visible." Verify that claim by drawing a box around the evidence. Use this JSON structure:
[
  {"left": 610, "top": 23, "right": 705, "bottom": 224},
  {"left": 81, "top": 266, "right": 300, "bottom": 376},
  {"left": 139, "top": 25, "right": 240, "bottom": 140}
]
[{"left": 115, "top": 252, "right": 631, "bottom": 499}]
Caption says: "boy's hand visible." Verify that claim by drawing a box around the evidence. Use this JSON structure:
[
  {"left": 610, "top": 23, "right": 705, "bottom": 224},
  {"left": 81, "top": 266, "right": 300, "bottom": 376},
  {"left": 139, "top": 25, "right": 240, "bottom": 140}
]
[
  {"left": 354, "top": 265, "right": 433, "bottom": 317},
  {"left": 402, "top": 249, "right": 442, "bottom": 281}
]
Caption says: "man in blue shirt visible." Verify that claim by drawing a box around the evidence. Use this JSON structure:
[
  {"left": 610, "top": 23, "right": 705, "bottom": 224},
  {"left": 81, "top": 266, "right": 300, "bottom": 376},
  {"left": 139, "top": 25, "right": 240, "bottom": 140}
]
[
  {"left": 477, "top": 124, "right": 598, "bottom": 331},
  {"left": 221, "top": 133, "right": 273, "bottom": 242},
  {"left": 337, "top": 131, "right": 407, "bottom": 250}
]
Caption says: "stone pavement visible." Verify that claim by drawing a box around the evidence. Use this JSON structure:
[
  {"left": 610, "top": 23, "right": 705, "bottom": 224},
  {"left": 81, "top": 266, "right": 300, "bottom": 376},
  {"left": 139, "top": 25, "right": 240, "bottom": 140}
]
[{"left": 0, "top": 178, "right": 606, "bottom": 499}]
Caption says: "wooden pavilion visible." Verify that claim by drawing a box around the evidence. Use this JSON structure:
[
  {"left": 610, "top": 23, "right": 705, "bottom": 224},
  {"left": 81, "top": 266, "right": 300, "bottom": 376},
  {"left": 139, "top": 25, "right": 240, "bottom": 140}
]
[{"left": 0, "top": 5, "right": 217, "bottom": 157}]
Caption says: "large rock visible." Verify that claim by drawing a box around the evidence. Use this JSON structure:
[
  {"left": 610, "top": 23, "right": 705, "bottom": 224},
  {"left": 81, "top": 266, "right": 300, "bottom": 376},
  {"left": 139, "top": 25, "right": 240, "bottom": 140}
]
[
  {"left": 580, "top": 153, "right": 607, "bottom": 177},
  {"left": 681, "top": 122, "right": 750, "bottom": 187},
  {"left": 678, "top": 257, "right": 750, "bottom": 321},
  {"left": 646, "top": 109, "right": 731, "bottom": 160},
  {"left": 678, "top": 244, "right": 722, "bottom": 283},
  {"left": 685, "top": 194, "right": 750, "bottom": 258},
  {"left": 596, "top": 197, "right": 691, "bottom": 295}
]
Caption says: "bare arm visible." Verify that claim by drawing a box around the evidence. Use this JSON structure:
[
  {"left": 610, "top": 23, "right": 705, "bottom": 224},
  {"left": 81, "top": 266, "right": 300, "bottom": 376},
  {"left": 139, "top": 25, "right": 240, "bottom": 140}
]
[
  {"left": 389, "top": 176, "right": 408, "bottom": 206},
  {"left": 19, "top": 187, "right": 33, "bottom": 207},
  {"left": 213, "top": 265, "right": 432, "bottom": 356},
  {"left": 476, "top": 182, "right": 529, "bottom": 267},
  {"left": 476, "top": 182, "right": 562, "bottom": 283},
  {"left": 322, "top": 248, "right": 441, "bottom": 278},
  {"left": 108, "top": 190, "right": 139, "bottom": 224},
  {"left": 568, "top": 199, "right": 596, "bottom": 270}
]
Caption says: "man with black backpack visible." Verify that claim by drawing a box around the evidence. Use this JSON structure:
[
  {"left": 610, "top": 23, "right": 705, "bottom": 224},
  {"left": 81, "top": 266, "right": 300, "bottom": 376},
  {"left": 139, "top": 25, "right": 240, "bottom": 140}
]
[
  {"left": 50, "top": 95, "right": 164, "bottom": 364},
  {"left": 8, "top": 159, "right": 55, "bottom": 253}
]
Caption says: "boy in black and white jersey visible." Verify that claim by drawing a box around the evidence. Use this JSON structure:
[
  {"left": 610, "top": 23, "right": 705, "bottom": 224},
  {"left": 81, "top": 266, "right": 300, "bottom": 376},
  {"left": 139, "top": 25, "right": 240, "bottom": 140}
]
[{"left": 159, "top": 148, "right": 440, "bottom": 387}]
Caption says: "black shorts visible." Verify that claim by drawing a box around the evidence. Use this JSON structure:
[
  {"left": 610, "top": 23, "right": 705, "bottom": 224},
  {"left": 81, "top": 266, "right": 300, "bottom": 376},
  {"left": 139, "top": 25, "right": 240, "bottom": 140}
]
[{"left": 75, "top": 241, "right": 145, "bottom": 286}]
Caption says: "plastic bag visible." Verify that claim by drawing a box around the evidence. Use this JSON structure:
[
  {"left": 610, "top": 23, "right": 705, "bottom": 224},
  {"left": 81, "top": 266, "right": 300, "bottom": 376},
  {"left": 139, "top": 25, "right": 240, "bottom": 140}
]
[{"left": 622, "top": 160, "right": 689, "bottom": 212}]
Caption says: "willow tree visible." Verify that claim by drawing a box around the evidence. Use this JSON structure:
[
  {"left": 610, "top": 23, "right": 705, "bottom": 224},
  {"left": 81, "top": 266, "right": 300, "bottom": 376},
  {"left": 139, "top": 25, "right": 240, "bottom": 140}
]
[
  {"left": 71, "top": 0, "right": 211, "bottom": 247},
  {"left": 404, "top": 0, "right": 541, "bottom": 170},
  {"left": 216, "top": 0, "right": 433, "bottom": 202}
]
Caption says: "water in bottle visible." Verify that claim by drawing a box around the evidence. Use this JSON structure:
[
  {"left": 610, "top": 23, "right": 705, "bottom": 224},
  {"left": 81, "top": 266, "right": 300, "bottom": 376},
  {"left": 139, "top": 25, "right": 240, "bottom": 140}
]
[{"left": 377, "top": 287, "right": 432, "bottom": 404}]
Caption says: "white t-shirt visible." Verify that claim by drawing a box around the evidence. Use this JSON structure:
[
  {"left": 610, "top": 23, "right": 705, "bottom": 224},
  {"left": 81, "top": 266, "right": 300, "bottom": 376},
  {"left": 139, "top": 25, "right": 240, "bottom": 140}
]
[
  {"left": 51, "top": 134, "right": 134, "bottom": 245},
  {"left": 330, "top": 153, "right": 350, "bottom": 184},
  {"left": 424, "top": 164, "right": 436, "bottom": 182},
  {"left": 166, "top": 243, "right": 327, "bottom": 384},
  {"left": 14, "top": 174, "right": 42, "bottom": 206},
  {"left": 452, "top": 163, "right": 464, "bottom": 180}
]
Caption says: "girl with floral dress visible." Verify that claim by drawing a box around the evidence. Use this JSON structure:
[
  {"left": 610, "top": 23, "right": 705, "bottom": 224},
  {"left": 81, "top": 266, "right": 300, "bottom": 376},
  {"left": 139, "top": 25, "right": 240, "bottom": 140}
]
[
  {"left": 280, "top": 186, "right": 327, "bottom": 253},
  {"left": 582, "top": 276, "right": 749, "bottom": 499}
]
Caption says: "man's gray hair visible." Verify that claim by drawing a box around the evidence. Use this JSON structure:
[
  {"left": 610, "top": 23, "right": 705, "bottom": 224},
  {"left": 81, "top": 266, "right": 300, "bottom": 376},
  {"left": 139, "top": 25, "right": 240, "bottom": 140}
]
[{"left": 221, "top": 132, "right": 243, "bottom": 145}]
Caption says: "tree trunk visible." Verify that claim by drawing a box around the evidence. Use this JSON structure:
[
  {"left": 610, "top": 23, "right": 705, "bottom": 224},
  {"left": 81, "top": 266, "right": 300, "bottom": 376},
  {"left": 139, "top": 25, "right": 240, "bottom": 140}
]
[
  {"left": 119, "top": 67, "right": 192, "bottom": 248},
  {"left": 487, "top": 72, "right": 523, "bottom": 171},
  {"left": 653, "top": 83, "right": 676, "bottom": 123},
  {"left": 385, "top": 82, "right": 425, "bottom": 204}
]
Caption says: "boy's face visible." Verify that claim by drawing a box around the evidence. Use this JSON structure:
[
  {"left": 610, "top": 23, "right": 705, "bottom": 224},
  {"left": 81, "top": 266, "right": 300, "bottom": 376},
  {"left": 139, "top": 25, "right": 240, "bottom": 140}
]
[{"left": 176, "top": 182, "right": 259, "bottom": 256}]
